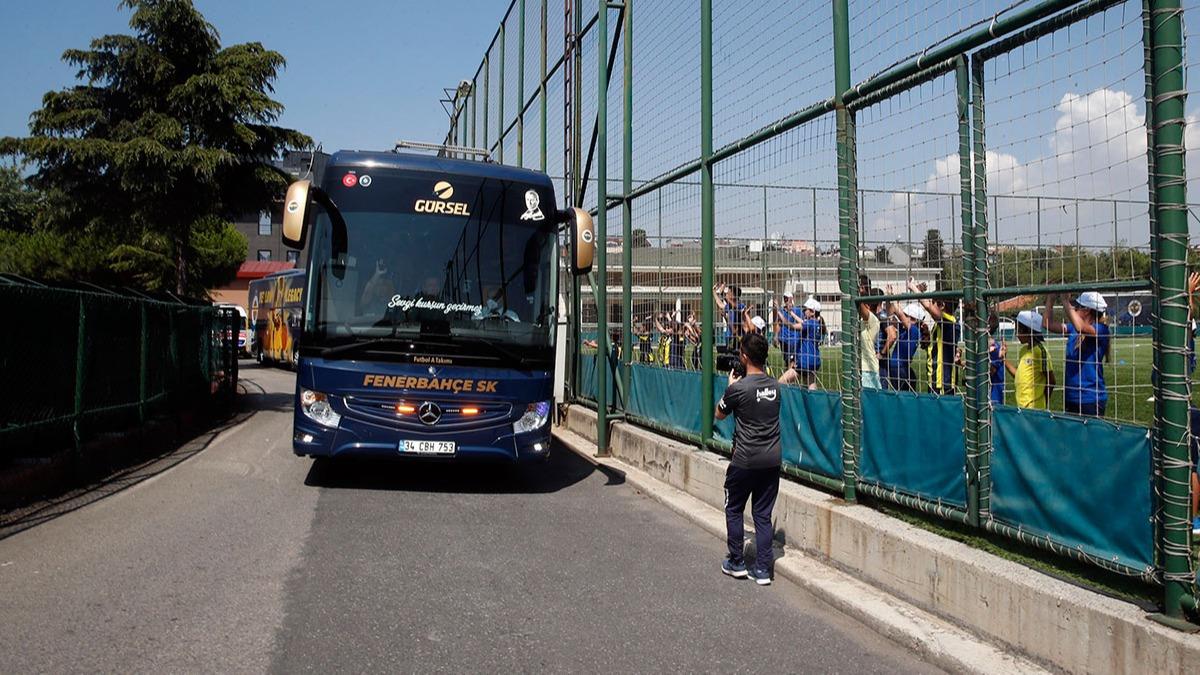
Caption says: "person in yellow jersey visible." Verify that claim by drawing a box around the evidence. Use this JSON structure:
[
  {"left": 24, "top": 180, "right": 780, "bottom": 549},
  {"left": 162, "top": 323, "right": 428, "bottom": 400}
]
[
  {"left": 1003, "top": 310, "right": 1055, "bottom": 409},
  {"left": 908, "top": 278, "right": 959, "bottom": 395}
]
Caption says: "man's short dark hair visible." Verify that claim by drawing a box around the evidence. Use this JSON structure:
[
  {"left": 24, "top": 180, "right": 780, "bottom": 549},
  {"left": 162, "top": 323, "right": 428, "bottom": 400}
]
[
  {"left": 728, "top": 284, "right": 742, "bottom": 299},
  {"left": 740, "top": 332, "right": 768, "bottom": 368}
]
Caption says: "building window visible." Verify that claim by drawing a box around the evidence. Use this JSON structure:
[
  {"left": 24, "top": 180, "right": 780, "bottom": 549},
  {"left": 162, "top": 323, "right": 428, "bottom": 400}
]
[
  {"left": 258, "top": 210, "right": 271, "bottom": 236},
  {"left": 257, "top": 249, "right": 272, "bottom": 262},
  {"left": 286, "top": 250, "right": 300, "bottom": 264}
]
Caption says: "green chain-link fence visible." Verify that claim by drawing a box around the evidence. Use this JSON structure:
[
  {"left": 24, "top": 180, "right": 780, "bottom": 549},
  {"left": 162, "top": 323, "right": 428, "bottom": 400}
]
[
  {"left": 449, "top": 0, "right": 1199, "bottom": 623},
  {"left": 0, "top": 276, "right": 239, "bottom": 458}
]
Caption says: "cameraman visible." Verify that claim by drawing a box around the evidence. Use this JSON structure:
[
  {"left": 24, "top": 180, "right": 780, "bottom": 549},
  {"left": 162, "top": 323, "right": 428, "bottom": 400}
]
[{"left": 715, "top": 332, "right": 781, "bottom": 586}]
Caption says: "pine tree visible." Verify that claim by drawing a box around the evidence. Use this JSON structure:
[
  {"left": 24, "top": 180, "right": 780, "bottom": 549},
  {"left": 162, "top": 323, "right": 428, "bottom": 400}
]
[{"left": 0, "top": 0, "right": 310, "bottom": 294}]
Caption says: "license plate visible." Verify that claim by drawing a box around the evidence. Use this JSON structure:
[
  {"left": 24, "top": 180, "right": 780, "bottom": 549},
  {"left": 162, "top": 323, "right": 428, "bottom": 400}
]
[{"left": 400, "top": 440, "right": 456, "bottom": 455}]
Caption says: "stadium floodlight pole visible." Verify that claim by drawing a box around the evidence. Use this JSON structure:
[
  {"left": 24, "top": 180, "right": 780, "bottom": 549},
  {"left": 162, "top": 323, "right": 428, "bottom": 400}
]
[
  {"left": 957, "top": 56, "right": 982, "bottom": 528},
  {"left": 1147, "top": 0, "right": 1198, "bottom": 624},
  {"left": 595, "top": 0, "right": 609, "bottom": 453},
  {"left": 518, "top": 0, "right": 525, "bottom": 166},
  {"left": 834, "top": 0, "right": 857, "bottom": 501},
  {"left": 621, "top": 0, "right": 633, "bottom": 402},
  {"left": 970, "top": 54, "right": 992, "bottom": 518},
  {"left": 700, "top": 0, "right": 715, "bottom": 446},
  {"left": 540, "top": 0, "right": 548, "bottom": 172}
]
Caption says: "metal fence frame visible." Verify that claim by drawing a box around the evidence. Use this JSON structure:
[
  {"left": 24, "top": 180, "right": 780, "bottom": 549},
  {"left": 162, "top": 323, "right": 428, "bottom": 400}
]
[
  {"left": 0, "top": 277, "right": 239, "bottom": 457},
  {"left": 449, "top": 0, "right": 1197, "bottom": 622}
]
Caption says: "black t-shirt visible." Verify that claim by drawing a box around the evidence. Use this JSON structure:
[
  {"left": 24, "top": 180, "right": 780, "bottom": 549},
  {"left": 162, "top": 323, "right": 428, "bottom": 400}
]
[{"left": 717, "top": 373, "right": 782, "bottom": 469}]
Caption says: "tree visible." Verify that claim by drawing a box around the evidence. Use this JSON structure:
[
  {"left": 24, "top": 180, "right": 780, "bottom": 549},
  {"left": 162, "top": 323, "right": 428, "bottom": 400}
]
[
  {"left": 0, "top": 164, "right": 40, "bottom": 233},
  {"left": 631, "top": 228, "right": 651, "bottom": 248},
  {"left": 0, "top": 0, "right": 310, "bottom": 295},
  {"left": 921, "top": 228, "right": 944, "bottom": 268}
]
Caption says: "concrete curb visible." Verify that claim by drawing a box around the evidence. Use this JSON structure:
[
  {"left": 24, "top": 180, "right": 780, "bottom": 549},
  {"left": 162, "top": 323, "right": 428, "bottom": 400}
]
[
  {"left": 555, "top": 425, "right": 1049, "bottom": 675},
  {"left": 557, "top": 405, "right": 1200, "bottom": 675}
]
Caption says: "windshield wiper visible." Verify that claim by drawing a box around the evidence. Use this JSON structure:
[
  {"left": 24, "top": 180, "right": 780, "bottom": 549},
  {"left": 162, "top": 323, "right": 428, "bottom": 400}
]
[{"left": 320, "top": 337, "right": 419, "bottom": 358}]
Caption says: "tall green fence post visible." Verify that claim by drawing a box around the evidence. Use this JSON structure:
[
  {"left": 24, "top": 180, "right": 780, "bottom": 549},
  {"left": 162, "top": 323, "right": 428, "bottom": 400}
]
[
  {"left": 621, "top": 0, "right": 634, "bottom": 403},
  {"left": 499, "top": 21, "right": 506, "bottom": 163},
  {"left": 700, "top": 0, "right": 715, "bottom": 445},
  {"left": 1147, "top": 0, "right": 1197, "bottom": 621},
  {"left": 595, "top": 0, "right": 610, "bottom": 452},
  {"left": 139, "top": 304, "right": 148, "bottom": 423},
  {"left": 833, "top": 0, "right": 858, "bottom": 501},
  {"left": 956, "top": 57, "right": 982, "bottom": 528},
  {"left": 483, "top": 53, "right": 490, "bottom": 152},
  {"left": 72, "top": 297, "right": 87, "bottom": 454},
  {"left": 540, "top": 0, "right": 548, "bottom": 172},
  {"left": 970, "top": 54, "right": 992, "bottom": 518}
]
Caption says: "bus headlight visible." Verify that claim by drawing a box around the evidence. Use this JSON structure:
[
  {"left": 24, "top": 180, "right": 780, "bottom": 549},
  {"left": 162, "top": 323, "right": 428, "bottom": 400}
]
[
  {"left": 513, "top": 400, "right": 551, "bottom": 434},
  {"left": 300, "top": 388, "right": 341, "bottom": 429}
]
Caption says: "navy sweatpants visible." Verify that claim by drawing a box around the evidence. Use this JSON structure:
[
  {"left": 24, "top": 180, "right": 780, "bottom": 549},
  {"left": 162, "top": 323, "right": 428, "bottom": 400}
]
[{"left": 724, "top": 464, "right": 780, "bottom": 572}]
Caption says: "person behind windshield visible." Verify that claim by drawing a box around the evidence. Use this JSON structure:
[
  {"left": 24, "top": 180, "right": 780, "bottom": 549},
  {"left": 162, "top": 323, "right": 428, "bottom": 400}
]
[
  {"left": 360, "top": 257, "right": 397, "bottom": 309},
  {"left": 474, "top": 284, "right": 520, "bottom": 322}
]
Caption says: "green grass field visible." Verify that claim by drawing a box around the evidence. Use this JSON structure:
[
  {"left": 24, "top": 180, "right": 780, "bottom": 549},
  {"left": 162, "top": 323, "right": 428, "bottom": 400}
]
[{"left": 618, "top": 336, "right": 1172, "bottom": 428}]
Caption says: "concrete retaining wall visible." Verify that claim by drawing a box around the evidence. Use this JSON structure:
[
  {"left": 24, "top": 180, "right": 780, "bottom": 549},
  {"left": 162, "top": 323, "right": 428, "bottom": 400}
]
[{"left": 562, "top": 405, "right": 1200, "bottom": 675}]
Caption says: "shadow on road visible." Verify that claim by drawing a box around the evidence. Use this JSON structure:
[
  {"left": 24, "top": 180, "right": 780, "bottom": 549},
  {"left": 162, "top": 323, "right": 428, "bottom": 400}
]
[{"left": 302, "top": 441, "right": 625, "bottom": 495}]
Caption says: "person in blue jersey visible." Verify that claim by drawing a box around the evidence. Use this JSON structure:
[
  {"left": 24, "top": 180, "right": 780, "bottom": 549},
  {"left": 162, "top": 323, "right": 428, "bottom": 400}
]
[
  {"left": 988, "top": 312, "right": 1006, "bottom": 406},
  {"left": 884, "top": 301, "right": 924, "bottom": 391},
  {"left": 773, "top": 291, "right": 801, "bottom": 374},
  {"left": 714, "top": 282, "right": 746, "bottom": 349},
  {"left": 1044, "top": 291, "right": 1110, "bottom": 416},
  {"left": 779, "top": 297, "right": 825, "bottom": 389}
]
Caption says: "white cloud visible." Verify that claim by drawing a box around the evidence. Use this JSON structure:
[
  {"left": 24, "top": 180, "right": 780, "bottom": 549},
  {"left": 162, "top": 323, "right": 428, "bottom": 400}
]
[{"left": 867, "top": 87, "right": 1200, "bottom": 245}]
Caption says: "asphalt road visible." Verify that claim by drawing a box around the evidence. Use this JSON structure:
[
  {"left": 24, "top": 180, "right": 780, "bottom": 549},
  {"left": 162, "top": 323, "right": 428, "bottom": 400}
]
[{"left": 0, "top": 363, "right": 939, "bottom": 673}]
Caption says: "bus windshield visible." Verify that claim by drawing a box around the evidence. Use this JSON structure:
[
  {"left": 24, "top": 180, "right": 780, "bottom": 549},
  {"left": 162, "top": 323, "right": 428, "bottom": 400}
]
[{"left": 304, "top": 168, "right": 557, "bottom": 362}]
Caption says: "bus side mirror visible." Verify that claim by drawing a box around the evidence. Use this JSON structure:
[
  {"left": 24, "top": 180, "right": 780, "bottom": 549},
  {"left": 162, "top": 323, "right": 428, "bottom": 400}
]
[
  {"left": 282, "top": 180, "right": 312, "bottom": 249},
  {"left": 561, "top": 207, "right": 594, "bottom": 276}
]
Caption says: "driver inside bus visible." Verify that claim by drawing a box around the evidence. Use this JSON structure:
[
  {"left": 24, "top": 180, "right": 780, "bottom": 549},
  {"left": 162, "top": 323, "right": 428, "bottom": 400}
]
[{"left": 474, "top": 284, "right": 520, "bottom": 322}]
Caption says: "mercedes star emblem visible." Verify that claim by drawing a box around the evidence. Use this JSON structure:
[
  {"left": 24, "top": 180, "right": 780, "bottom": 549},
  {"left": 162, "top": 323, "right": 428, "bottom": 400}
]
[{"left": 418, "top": 401, "right": 442, "bottom": 426}]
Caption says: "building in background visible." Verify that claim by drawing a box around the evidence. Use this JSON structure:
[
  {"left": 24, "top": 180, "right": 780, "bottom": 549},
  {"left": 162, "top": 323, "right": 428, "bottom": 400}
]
[
  {"left": 209, "top": 150, "right": 327, "bottom": 309},
  {"left": 581, "top": 244, "right": 942, "bottom": 338}
]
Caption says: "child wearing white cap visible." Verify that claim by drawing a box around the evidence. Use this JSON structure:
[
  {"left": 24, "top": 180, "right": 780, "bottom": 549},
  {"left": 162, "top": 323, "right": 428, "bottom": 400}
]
[
  {"left": 884, "top": 300, "right": 924, "bottom": 391},
  {"left": 1044, "top": 292, "right": 1110, "bottom": 416},
  {"left": 780, "top": 297, "right": 825, "bottom": 389},
  {"left": 1003, "top": 310, "right": 1055, "bottom": 409}
]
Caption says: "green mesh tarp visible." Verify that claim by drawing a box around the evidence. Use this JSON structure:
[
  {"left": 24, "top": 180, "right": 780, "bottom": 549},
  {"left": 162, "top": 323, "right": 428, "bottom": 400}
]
[
  {"left": 578, "top": 353, "right": 614, "bottom": 404},
  {"left": 628, "top": 364, "right": 703, "bottom": 437},
  {"left": 860, "top": 389, "right": 967, "bottom": 508},
  {"left": 779, "top": 388, "right": 842, "bottom": 480},
  {"left": 991, "top": 407, "right": 1154, "bottom": 573}
]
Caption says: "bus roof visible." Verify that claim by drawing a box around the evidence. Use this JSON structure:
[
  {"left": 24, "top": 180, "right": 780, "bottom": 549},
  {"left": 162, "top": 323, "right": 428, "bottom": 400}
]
[{"left": 326, "top": 150, "right": 553, "bottom": 188}]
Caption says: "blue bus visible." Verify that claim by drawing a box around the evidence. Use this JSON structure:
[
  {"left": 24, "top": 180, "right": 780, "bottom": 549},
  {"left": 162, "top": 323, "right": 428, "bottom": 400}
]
[{"left": 280, "top": 146, "right": 594, "bottom": 462}]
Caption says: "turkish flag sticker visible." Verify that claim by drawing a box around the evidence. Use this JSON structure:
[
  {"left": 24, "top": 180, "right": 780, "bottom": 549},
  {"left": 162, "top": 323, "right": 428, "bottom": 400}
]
[{"left": 342, "top": 173, "right": 358, "bottom": 188}]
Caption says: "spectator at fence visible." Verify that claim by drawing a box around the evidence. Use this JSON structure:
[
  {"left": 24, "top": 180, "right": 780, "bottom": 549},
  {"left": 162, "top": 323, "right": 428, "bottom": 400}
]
[
  {"left": 1045, "top": 292, "right": 1110, "bottom": 417},
  {"left": 858, "top": 289, "right": 883, "bottom": 390},
  {"left": 1004, "top": 310, "right": 1054, "bottom": 410},
  {"left": 715, "top": 332, "right": 781, "bottom": 586},
  {"left": 654, "top": 312, "right": 686, "bottom": 369},
  {"left": 685, "top": 311, "right": 703, "bottom": 370},
  {"left": 988, "top": 312, "right": 1006, "bottom": 406},
  {"left": 885, "top": 302, "right": 923, "bottom": 391},
  {"left": 908, "top": 278, "right": 960, "bottom": 395},
  {"left": 773, "top": 292, "right": 802, "bottom": 373},
  {"left": 635, "top": 316, "right": 654, "bottom": 364},
  {"left": 714, "top": 283, "right": 745, "bottom": 348}
]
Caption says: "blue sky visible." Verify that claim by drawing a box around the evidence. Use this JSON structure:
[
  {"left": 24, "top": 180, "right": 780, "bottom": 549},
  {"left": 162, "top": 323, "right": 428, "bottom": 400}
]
[{"left": 0, "top": 0, "right": 509, "bottom": 152}]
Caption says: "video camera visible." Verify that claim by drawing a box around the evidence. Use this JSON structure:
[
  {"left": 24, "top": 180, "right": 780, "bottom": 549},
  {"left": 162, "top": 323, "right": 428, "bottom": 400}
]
[{"left": 716, "top": 343, "right": 744, "bottom": 378}]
